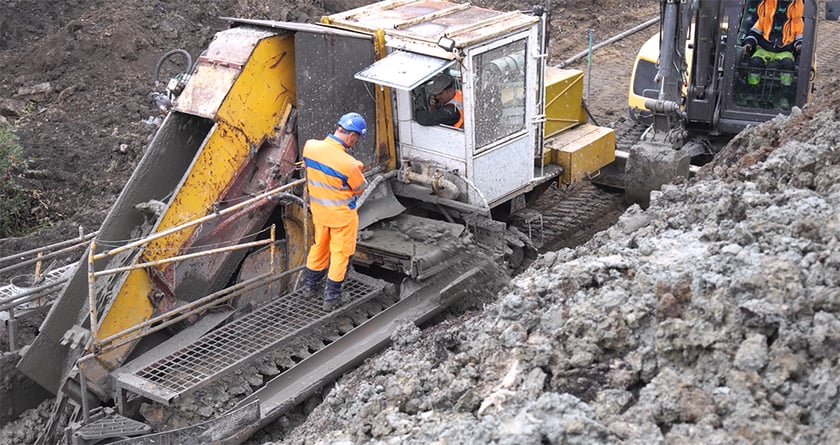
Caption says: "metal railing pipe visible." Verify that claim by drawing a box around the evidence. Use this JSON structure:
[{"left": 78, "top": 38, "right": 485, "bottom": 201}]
[
  {"left": 557, "top": 17, "right": 658, "bottom": 68},
  {"left": 0, "top": 239, "right": 92, "bottom": 275},
  {"left": 93, "top": 178, "right": 305, "bottom": 261},
  {"left": 0, "top": 280, "right": 65, "bottom": 311},
  {"left": 0, "top": 230, "right": 96, "bottom": 267},
  {"left": 91, "top": 239, "right": 273, "bottom": 277}
]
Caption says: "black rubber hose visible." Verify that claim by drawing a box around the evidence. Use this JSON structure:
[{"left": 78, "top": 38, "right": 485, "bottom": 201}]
[
  {"left": 582, "top": 99, "right": 600, "bottom": 126},
  {"left": 154, "top": 49, "right": 193, "bottom": 85}
]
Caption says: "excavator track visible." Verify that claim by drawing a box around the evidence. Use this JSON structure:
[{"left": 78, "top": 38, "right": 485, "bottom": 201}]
[{"left": 514, "top": 181, "right": 628, "bottom": 254}]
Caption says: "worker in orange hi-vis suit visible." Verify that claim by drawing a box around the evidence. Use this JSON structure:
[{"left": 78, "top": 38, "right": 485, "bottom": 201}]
[
  {"left": 301, "top": 112, "right": 368, "bottom": 312},
  {"left": 742, "top": 0, "right": 804, "bottom": 88}
]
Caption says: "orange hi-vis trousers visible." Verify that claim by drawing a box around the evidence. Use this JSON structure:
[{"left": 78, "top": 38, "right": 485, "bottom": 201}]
[{"left": 305, "top": 215, "right": 358, "bottom": 282}]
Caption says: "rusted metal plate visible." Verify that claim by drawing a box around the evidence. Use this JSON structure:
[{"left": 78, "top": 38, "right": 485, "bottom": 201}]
[{"left": 175, "top": 64, "right": 238, "bottom": 119}]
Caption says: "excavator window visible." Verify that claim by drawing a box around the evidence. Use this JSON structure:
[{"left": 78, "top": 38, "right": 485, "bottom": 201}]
[{"left": 473, "top": 38, "right": 527, "bottom": 150}]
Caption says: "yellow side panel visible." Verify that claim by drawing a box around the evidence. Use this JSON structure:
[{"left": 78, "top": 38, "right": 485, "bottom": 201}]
[
  {"left": 143, "top": 123, "right": 250, "bottom": 261},
  {"left": 372, "top": 29, "right": 397, "bottom": 171},
  {"left": 546, "top": 124, "right": 616, "bottom": 185},
  {"left": 94, "top": 33, "right": 297, "bottom": 368},
  {"left": 217, "top": 34, "right": 297, "bottom": 143},
  {"left": 544, "top": 67, "right": 587, "bottom": 138},
  {"left": 144, "top": 34, "right": 297, "bottom": 262},
  {"left": 95, "top": 268, "right": 154, "bottom": 365}
]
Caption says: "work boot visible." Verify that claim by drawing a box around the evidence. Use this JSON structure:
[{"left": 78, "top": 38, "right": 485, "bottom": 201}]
[
  {"left": 303, "top": 268, "right": 327, "bottom": 298},
  {"left": 322, "top": 278, "right": 344, "bottom": 312}
]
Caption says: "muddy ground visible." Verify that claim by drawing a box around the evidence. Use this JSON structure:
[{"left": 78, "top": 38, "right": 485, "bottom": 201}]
[{"left": 2, "top": 0, "right": 839, "bottom": 444}]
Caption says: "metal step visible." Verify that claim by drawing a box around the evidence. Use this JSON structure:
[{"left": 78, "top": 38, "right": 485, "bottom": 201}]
[
  {"left": 70, "top": 409, "right": 151, "bottom": 445},
  {"left": 113, "top": 274, "right": 387, "bottom": 405}
]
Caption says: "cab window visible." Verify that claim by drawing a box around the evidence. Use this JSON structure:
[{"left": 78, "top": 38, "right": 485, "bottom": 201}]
[{"left": 473, "top": 39, "right": 527, "bottom": 149}]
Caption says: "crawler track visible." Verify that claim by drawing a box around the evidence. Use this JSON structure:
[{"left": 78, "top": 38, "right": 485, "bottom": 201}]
[{"left": 521, "top": 181, "right": 629, "bottom": 254}]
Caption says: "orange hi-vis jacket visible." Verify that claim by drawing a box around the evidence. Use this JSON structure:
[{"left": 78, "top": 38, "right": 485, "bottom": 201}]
[
  {"left": 449, "top": 90, "right": 464, "bottom": 128},
  {"left": 302, "top": 135, "right": 367, "bottom": 228},
  {"left": 748, "top": 0, "right": 804, "bottom": 51}
]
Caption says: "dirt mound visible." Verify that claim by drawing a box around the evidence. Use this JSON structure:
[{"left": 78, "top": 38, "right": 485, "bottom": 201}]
[
  {"left": 700, "top": 74, "right": 840, "bottom": 182},
  {"left": 0, "top": 0, "right": 330, "bottom": 248}
]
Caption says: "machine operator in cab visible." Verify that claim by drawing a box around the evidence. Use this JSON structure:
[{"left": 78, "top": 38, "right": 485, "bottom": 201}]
[
  {"left": 742, "top": 0, "right": 804, "bottom": 88},
  {"left": 415, "top": 74, "right": 463, "bottom": 128},
  {"left": 301, "top": 112, "right": 368, "bottom": 312}
]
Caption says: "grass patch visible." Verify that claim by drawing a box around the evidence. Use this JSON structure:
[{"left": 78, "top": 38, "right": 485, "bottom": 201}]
[{"left": 0, "top": 122, "right": 33, "bottom": 237}]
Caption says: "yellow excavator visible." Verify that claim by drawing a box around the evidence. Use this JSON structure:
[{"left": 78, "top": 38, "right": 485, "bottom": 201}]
[
  {"left": 18, "top": 1, "right": 615, "bottom": 442},
  {"left": 624, "top": 0, "right": 839, "bottom": 206}
]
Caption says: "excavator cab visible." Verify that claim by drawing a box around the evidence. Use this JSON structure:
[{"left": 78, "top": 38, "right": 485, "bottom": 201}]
[
  {"left": 686, "top": 0, "right": 821, "bottom": 134},
  {"left": 628, "top": 0, "right": 822, "bottom": 133}
]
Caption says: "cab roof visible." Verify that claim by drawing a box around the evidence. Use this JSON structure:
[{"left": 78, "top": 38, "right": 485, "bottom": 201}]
[{"left": 323, "top": 0, "right": 539, "bottom": 57}]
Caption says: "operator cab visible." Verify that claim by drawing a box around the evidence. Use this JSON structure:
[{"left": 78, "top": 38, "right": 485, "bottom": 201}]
[
  {"left": 700, "top": 0, "right": 821, "bottom": 133},
  {"left": 628, "top": 1, "right": 830, "bottom": 135},
  {"left": 347, "top": 2, "right": 541, "bottom": 207}
]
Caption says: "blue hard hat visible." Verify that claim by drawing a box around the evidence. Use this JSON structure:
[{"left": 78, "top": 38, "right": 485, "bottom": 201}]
[{"left": 337, "top": 112, "right": 367, "bottom": 137}]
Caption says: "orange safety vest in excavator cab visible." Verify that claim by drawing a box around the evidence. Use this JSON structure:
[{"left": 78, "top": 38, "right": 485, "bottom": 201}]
[
  {"left": 302, "top": 135, "right": 367, "bottom": 228},
  {"left": 749, "top": 0, "right": 804, "bottom": 51}
]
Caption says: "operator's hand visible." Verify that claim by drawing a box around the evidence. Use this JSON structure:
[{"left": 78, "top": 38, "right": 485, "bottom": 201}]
[
  {"left": 429, "top": 94, "right": 439, "bottom": 109},
  {"left": 743, "top": 42, "right": 755, "bottom": 58},
  {"left": 793, "top": 41, "right": 802, "bottom": 56}
]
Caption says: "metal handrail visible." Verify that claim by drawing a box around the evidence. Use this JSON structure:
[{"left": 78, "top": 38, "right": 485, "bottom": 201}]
[
  {"left": 87, "top": 225, "right": 278, "bottom": 344},
  {"left": 0, "top": 228, "right": 95, "bottom": 266},
  {"left": 86, "top": 179, "right": 305, "bottom": 344},
  {"left": 93, "top": 179, "right": 304, "bottom": 261}
]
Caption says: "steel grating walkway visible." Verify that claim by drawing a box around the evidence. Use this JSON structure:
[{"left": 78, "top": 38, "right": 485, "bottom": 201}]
[{"left": 114, "top": 274, "right": 386, "bottom": 405}]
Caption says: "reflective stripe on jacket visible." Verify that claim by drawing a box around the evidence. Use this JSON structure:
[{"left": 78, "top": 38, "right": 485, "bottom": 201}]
[
  {"left": 749, "top": 0, "right": 803, "bottom": 50},
  {"left": 303, "top": 135, "right": 366, "bottom": 228}
]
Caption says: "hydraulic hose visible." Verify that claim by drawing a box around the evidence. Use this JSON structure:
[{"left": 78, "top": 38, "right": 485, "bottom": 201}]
[
  {"left": 154, "top": 49, "right": 193, "bottom": 86},
  {"left": 356, "top": 171, "right": 398, "bottom": 208}
]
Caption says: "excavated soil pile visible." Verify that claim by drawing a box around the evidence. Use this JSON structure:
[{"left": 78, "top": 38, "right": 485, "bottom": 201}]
[{"left": 257, "top": 80, "right": 840, "bottom": 444}]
